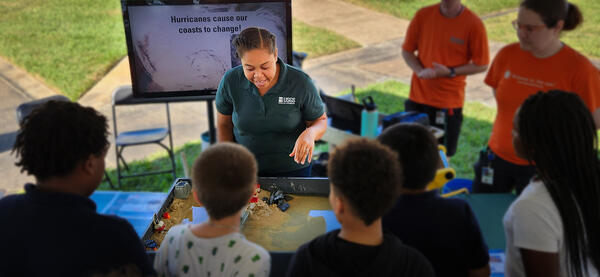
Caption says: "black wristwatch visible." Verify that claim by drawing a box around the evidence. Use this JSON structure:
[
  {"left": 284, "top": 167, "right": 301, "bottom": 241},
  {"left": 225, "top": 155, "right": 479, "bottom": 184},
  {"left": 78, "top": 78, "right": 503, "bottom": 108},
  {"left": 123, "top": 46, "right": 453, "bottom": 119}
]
[{"left": 449, "top": 67, "right": 456, "bottom": 78}]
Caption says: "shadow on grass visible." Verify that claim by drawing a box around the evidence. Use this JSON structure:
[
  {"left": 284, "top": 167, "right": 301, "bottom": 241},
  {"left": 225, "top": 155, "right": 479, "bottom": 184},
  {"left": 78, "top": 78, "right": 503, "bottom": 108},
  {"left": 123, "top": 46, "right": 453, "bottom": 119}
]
[
  {"left": 99, "top": 140, "right": 203, "bottom": 192},
  {"left": 347, "top": 81, "right": 495, "bottom": 179}
]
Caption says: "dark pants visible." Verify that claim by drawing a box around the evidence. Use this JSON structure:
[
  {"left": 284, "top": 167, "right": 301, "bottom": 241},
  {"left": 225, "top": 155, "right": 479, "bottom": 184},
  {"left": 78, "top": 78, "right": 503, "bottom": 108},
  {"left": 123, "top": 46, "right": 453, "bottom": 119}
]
[
  {"left": 259, "top": 164, "right": 312, "bottom": 177},
  {"left": 472, "top": 147, "right": 536, "bottom": 194},
  {"left": 404, "top": 99, "right": 463, "bottom": 156}
]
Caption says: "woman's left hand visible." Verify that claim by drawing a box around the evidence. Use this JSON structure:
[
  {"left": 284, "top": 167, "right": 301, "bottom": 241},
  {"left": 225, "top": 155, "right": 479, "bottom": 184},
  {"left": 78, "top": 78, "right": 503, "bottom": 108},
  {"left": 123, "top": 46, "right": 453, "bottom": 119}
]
[{"left": 289, "top": 130, "right": 315, "bottom": 164}]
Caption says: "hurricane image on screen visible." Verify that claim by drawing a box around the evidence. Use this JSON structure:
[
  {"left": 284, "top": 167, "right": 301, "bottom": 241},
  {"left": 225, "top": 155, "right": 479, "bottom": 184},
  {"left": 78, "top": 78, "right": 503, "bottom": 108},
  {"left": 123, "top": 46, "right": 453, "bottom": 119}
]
[
  {"left": 127, "top": 3, "right": 288, "bottom": 94},
  {"left": 187, "top": 50, "right": 228, "bottom": 90}
]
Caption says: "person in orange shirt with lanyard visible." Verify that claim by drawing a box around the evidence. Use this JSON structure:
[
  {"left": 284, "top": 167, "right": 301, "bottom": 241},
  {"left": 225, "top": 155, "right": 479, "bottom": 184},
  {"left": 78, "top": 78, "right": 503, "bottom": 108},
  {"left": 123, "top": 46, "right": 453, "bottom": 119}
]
[
  {"left": 402, "top": 0, "right": 490, "bottom": 157},
  {"left": 473, "top": 0, "right": 600, "bottom": 194}
]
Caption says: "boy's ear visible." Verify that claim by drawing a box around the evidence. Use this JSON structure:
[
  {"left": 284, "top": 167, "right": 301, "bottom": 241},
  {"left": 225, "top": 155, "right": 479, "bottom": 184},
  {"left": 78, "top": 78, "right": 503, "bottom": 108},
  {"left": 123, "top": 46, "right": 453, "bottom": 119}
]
[
  {"left": 332, "top": 194, "right": 344, "bottom": 217},
  {"left": 247, "top": 184, "right": 255, "bottom": 200},
  {"left": 81, "top": 154, "right": 97, "bottom": 176},
  {"left": 192, "top": 190, "right": 203, "bottom": 206},
  {"left": 329, "top": 184, "right": 344, "bottom": 217}
]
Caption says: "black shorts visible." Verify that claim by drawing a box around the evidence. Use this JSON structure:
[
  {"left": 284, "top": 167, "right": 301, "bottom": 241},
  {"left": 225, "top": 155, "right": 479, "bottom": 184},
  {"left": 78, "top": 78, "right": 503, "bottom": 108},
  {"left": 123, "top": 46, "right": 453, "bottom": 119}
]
[
  {"left": 404, "top": 99, "right": 463, "bottom": 156},
  {"left": 472, "top": 147, "right": 536, "bottom": 194}
]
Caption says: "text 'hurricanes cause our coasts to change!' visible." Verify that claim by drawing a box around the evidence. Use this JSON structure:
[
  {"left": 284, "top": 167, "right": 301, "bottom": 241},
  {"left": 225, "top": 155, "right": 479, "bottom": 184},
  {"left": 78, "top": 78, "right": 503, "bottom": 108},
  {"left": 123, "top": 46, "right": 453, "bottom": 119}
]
[{"left": 171, "top": 15, "right": 249, "bottom": 34}]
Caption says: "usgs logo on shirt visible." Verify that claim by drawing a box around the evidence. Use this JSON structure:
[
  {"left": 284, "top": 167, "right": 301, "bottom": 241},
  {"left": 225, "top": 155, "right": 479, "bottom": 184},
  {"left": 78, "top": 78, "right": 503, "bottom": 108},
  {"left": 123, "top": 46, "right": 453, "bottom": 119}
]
[{"left": 278, "top": 97, "right": 296, "bottom": 105}]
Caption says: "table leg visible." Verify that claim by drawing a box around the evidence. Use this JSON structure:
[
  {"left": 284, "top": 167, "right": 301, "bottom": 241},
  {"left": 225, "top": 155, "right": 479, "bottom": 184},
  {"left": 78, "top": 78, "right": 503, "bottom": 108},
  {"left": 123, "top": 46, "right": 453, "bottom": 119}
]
[{"left": 207, "top": 99, "right": 216, "bottom": 143}]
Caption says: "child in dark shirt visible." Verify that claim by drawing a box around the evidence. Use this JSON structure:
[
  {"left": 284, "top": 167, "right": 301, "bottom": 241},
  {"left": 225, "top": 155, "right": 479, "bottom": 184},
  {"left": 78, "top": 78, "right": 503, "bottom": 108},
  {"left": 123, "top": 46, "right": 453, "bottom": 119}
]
[
  {"left": 286, "top": 138, "right": 435, "bottom": 277},
  {"left": 379, "top": 122, "right": 490, "bottom": 277},
  {"left": 0, "top": 101, "right": 154, "bottom": 276}
]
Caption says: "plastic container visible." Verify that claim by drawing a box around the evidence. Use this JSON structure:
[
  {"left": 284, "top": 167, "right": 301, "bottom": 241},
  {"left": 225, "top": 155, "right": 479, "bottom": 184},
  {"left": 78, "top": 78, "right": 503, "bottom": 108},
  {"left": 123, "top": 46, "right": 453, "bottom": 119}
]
[
  {"left": 201, "top": 131, "right": 211, "bottom": 152},
  {"left": 442, "top": 178, "right": 473, "bottom": 194},
  {"left": 360, "top": 96, "right": 378, "bottom": 138}
]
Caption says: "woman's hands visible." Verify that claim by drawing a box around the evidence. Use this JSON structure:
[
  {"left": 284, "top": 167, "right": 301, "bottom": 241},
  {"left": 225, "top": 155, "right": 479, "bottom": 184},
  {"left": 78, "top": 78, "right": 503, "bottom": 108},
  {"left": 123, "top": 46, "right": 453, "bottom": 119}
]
[
  {"left": 289, "top": 129, "right": 316, "bottom": 164},
  {"left": 289, "top": 113, "right": 328, "bottom": 164}
]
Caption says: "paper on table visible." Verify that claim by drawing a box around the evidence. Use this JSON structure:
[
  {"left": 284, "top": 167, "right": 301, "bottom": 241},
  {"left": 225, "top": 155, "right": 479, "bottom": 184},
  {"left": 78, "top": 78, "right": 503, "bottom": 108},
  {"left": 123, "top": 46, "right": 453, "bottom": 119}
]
[
  {"left": 192, "top": 206, "right": 209, "bottom": 224},
  {"left": 489, "top": 249, "right": 505, "bottom": 277},
  {"left": 308, "top": 210, "right": 341, "bottom": 232}
]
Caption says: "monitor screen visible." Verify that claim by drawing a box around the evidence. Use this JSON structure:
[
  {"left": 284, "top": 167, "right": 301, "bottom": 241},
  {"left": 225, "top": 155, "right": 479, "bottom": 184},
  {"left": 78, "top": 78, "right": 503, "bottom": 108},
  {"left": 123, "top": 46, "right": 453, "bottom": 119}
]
[{"left": 121, "top": 0, "right": 292, "bottom": 98}]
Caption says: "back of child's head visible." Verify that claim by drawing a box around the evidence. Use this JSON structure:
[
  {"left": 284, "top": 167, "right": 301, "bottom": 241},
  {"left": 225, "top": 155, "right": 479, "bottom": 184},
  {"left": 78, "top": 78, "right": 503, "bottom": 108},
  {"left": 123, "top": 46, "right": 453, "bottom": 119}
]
[
  {"left": 378, "top": 123, "right": 438, "bottom": 190},
  {"left": 192, "top": 142, "right": 257, "bottom": 220},
  {"left": 517, "top": 90, "right": 597, "bottom": 170},
  {"left": 518, "top": 90, "right": 600, "bottom": 277},
  {"left": 13, "top": 101, "right": 108, "bottom": 182},
  {"left": 327, "top": 138, "right": 402, "bottom": 226}
]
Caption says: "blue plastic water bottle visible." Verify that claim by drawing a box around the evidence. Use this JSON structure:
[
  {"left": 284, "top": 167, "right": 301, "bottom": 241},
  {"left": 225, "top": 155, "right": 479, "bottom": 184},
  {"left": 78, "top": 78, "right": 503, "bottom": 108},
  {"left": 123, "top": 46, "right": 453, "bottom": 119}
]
[{"left": 360, "top": 96, "right": 378, "bottom": 138}]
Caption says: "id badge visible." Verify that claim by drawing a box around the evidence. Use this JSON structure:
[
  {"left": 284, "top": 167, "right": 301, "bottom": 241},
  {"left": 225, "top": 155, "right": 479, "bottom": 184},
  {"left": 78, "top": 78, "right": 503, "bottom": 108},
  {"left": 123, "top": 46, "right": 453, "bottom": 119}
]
[
  {"left": 435, "top": 110, "right": 446, "bottom": 125},
  {"left": 482, "top": 166, "right": 494, "bottom": 185}
]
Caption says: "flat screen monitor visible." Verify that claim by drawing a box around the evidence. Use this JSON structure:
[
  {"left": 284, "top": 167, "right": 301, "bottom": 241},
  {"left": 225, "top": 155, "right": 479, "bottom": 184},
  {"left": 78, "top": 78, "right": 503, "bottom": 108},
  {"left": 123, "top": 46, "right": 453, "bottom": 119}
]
[{"left": 121, "top": 0, "right": 292, "bottom": 98}]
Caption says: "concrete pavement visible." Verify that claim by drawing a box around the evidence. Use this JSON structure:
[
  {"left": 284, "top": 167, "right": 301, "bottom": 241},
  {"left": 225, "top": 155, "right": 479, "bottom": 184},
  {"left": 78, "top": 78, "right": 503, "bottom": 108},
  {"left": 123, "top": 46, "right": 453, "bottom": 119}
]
[
  {"left": 1, "top": 0, "right": 595, "bottom": 194},
  {"left": 292, "top": 0, "right": 409, "bottom": 47},
  {"left": 302, "top": 37, "right": 504, "bottom": 107},
  {"left": 0, "top": 0, "right": 496, "bottom": 194},
  {"left": 78, "top": 57, "right": 212, "bottom": 173},
  {"left": 0, "top": 56, "right": 57, "bottom": 194}
]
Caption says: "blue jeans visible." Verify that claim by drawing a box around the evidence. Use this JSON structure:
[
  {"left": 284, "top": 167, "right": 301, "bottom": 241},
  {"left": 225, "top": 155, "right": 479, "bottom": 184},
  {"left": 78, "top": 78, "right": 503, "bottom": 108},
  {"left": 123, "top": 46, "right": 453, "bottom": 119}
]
[{"left": 259, "top": 164, "right": 312, "bottom": 177}]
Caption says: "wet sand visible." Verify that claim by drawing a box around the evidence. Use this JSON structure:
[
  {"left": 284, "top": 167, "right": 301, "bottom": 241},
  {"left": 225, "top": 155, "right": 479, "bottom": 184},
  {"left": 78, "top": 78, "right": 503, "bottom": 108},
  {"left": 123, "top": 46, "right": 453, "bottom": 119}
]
[
  {"left": 150, "top": 191, "right": 331, "bottom": 251},
  {"left": 243, "top": 192, "right": 331, "bottom": 251}
]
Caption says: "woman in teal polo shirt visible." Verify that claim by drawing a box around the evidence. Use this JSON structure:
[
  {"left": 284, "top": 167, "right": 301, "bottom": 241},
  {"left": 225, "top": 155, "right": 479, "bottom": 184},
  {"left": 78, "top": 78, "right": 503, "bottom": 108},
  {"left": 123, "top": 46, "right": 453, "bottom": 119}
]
[{"left": 216, "top": 27, "right": 327, "bottom": 177}]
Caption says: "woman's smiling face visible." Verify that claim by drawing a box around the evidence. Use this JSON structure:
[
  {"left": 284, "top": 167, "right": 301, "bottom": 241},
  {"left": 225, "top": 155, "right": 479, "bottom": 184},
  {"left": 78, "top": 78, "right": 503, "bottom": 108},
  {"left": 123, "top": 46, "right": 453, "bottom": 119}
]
[{"left": 241, "top": 48, "right": 278, "bottom": 93}]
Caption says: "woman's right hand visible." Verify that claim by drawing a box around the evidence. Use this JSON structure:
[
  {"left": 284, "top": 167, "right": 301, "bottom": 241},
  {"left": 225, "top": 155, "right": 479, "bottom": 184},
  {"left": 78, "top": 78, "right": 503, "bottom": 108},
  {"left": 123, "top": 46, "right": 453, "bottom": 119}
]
[{"left": 289, "top": 129, "right": 315, "bottom": 165}]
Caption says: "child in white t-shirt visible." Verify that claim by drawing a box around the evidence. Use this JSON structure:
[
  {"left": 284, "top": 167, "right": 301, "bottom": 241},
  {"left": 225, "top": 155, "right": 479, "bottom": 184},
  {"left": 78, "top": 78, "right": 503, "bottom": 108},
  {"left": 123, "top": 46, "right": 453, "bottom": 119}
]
[
  {"left": 505, "top": 90, "right": 600, "bottom": 277},
  {"left": 154, "top": 143, "right": 270, "bottom": 277}
]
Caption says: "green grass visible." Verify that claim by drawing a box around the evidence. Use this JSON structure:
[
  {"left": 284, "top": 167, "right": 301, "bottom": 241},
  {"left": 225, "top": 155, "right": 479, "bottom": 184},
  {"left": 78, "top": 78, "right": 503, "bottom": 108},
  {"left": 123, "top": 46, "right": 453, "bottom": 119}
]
[
  {"left": 98, "top": 140, "right": 203, "bottom": 192},
  {"left": 0, "top": 0, "right": 126, "bottom": 100},
  {"left": 293, "top": 18, "right": 360, "bottom": 58},
  {"left": 102, "top": 81, "right": 495, "bottom": 190},
  {"left": 340, "top": 80, "right": 495, "bottom": 179},
  {"left": 342, "top": 0, "right": 519, "bottom": 19},
  {"left": 483, "top": 12, "right": 518, "bottom": 45},
  {"left": 341, "top": 0, "right": 600, "bottom": 59},
  {"left": 484, "top": 0, "right": 600, "bottom": 59},
  {"left": 0, "top": 1, "right": 359, "bottom": 100}
]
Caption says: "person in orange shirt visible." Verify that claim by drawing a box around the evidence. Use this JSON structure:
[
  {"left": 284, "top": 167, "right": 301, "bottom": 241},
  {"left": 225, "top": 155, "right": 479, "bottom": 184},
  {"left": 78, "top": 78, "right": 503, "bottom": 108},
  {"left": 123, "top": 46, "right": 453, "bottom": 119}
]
[
  {"left": 402, "top": 0, "right": 490, "bottom": 156},
  {"left": 473, "top": 0, "right": 600, "bottom": 194}
]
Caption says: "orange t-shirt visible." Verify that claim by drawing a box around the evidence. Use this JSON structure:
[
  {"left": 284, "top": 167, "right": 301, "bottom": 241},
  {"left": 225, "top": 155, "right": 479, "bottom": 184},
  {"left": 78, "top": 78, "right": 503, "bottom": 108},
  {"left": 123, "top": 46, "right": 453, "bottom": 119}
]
[
  {"left": 403, "top": 4, "right": 489, "bottom": 109},
  {"left": 486, "top": 43, "right": 600, "bottom": 165}
]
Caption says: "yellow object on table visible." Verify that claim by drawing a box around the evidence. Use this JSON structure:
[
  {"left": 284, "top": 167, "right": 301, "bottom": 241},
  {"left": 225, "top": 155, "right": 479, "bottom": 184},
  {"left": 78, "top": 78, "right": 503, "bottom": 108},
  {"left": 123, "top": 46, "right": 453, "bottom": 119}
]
[{"left": 426, "top": 145, "right": 456, "bottom": 191}]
